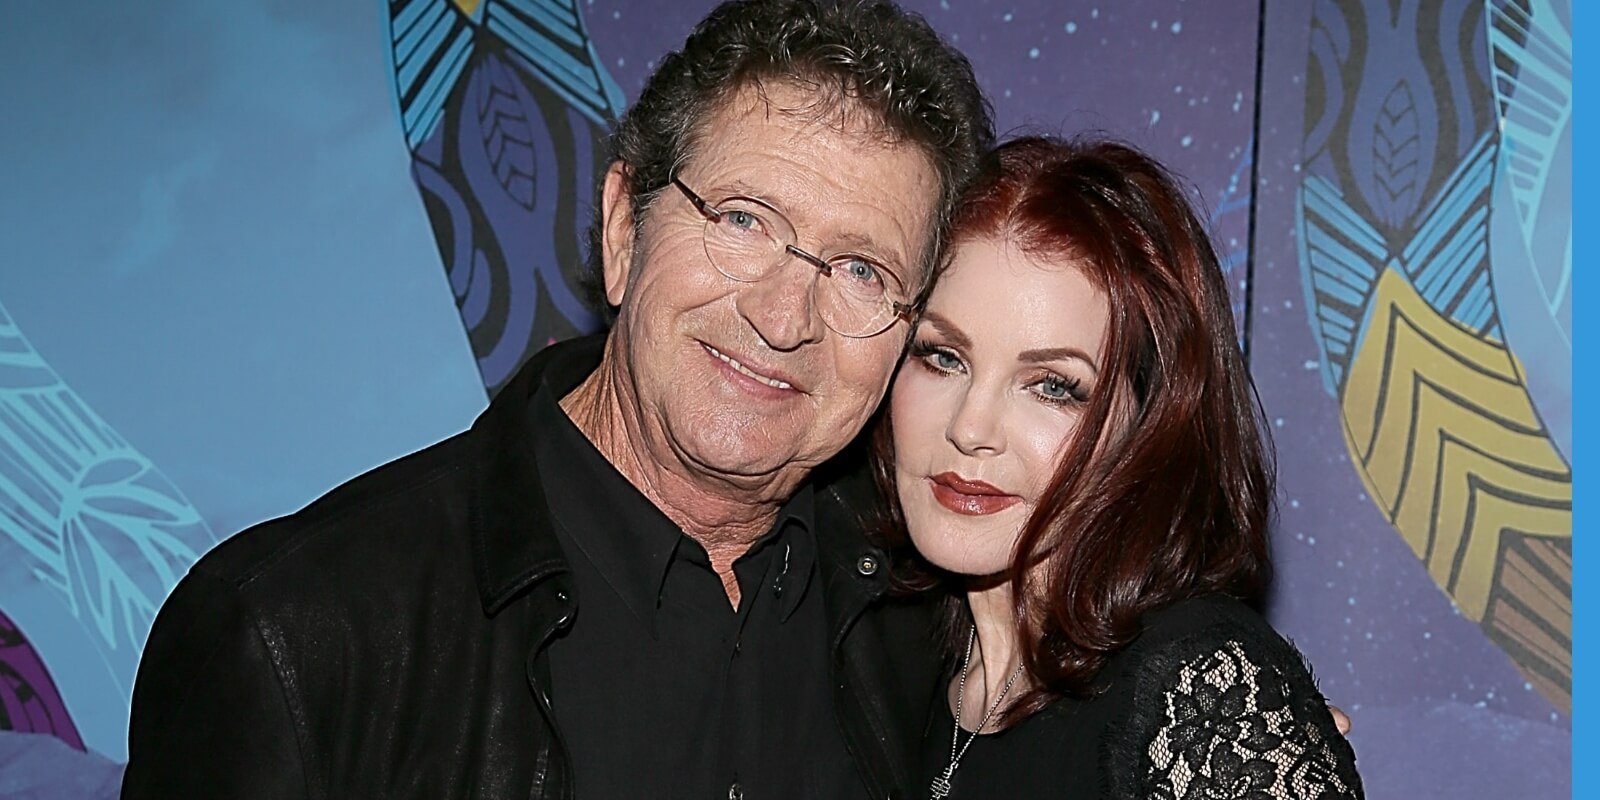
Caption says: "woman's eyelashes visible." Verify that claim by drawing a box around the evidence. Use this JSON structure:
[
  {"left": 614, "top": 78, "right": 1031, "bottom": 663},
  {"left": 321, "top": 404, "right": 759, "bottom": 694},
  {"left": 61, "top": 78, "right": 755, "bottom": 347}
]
[
  {"left": 909, "top": 340, "right": 965, "bottom": 375},
  {"left": 1028, "top": 373, "right": 1090, "bottom": 405},
  {"left": 910, "top": 340, "right": 1092, "bottom": 405}
]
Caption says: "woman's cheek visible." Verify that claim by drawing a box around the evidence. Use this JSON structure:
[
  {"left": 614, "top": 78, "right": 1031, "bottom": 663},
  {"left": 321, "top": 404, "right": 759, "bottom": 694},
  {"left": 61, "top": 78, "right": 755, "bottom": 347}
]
[
  {"left": 892, "top": 368, "right": 956, "bottom": 454},
  {"left": 1014, "top": 401, "right": 1084, "bottom": 494}
]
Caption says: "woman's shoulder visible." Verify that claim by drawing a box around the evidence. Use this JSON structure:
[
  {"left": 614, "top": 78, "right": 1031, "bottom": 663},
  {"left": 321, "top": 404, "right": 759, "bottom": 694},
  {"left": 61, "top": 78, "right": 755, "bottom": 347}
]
[
  {"left": 1101, "top": 593, "right": 1364, "bottom": 799},
  {"left": 1110, "top": 593, "right": 1313, "bottom": 677},
  {"left": 1133, "top": 593, "right": 1279, "bottom": 648},
  {"left": 1118, "top": 593, "right": 1327, "bottom": 727}
]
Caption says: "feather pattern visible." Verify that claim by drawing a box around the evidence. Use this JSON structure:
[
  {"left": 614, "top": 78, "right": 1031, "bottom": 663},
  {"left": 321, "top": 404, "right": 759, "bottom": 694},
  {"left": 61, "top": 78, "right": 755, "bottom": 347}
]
[
  {"left": 1370, "top": 79, "right": 1423, "bottom": 228},
  {"left": 477, "top": 54, "right": 541, "bottom": 210},
  {"left": 388, "top": 1, "right": 476, "bottom": 148},
  {"left": 1399, "top": 132, "right": 1497, "bottom": 336},
  {"left": 392, "top": 0, "right": 613, "bottom": 394},
  {"left": 386, "top": 0, "right": 624, "bottom": 149},
  {"left": 1297, "top": 173, "right": 1385, "bottom": 394},
  {"left": 0, "top": 301, "right": 215, "bottom": 746},
  {"left": 1487, "top": 0, "right": 1571, "bottom": 325},
  {"left": 486, "top": 0, "right": 626, "bottom": 127},
  {"left": 1297, "top": 130, "right": 1499, "bottom": 397}
]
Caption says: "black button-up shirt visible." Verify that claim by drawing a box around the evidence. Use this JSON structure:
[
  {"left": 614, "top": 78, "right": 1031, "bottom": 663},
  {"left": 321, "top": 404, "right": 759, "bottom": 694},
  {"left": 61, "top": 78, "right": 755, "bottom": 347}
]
[{"left": 530, "top": 354, "right": 859, "bottom": 799}]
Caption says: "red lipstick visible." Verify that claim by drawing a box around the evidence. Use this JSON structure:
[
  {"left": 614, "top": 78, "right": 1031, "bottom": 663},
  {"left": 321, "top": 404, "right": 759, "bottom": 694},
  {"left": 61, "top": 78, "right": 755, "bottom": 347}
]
[{"left": 928, "top": 472, "right": 1022, "bottom": 516}]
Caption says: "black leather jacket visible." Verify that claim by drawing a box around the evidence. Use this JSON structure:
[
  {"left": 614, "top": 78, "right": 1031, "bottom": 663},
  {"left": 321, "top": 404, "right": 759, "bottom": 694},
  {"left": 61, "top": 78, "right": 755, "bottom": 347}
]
[{"left": 122, "top": 337, "right": 942, "bottom": 799}]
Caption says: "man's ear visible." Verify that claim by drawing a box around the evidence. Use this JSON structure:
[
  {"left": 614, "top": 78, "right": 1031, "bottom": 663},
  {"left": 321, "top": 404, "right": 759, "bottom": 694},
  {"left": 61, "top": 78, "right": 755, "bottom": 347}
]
[{"left": 599, "top": 162, "right": 637, "bottom": 308}]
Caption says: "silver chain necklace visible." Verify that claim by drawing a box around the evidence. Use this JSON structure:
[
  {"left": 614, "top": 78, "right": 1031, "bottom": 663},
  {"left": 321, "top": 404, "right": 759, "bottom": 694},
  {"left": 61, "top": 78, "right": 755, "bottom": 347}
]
[{"left": 929, "top": 627, "right": 1024, "bottom": 799}]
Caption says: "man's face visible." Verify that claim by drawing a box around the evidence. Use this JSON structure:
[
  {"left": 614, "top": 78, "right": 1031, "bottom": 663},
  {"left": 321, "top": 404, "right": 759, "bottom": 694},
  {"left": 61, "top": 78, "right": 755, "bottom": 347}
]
[{"left": 602, "top": 82, "right": 940, "bottom": 493}]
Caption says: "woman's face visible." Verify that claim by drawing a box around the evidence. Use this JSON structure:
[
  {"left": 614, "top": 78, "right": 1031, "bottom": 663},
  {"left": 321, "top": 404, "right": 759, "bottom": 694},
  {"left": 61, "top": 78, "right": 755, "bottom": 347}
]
[{"left": 890, "top": 236, "right": 1111, "bottom": 578}]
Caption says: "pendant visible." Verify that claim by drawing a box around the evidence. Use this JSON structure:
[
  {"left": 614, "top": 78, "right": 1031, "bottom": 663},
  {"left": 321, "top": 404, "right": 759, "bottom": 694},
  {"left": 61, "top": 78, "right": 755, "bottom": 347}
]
[{"left": 929, "top": 773, "right": 953, "bottom": 799}]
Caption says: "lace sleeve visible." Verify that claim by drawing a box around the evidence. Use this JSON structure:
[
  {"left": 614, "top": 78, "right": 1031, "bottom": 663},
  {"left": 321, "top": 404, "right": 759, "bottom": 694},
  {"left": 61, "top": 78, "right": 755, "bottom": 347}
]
[{"left": 1138, "top": 639, "right": 1362, "bottom": 800}]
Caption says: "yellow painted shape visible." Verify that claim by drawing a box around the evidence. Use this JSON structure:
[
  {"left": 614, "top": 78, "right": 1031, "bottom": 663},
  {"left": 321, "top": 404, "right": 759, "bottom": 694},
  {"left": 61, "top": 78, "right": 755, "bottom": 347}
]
[
  {"left": 1338, "top": 269, "right": 1571, "bottom": 621},
  {"left": 452, "top": 0, "right": 482, "bottom": 17}
]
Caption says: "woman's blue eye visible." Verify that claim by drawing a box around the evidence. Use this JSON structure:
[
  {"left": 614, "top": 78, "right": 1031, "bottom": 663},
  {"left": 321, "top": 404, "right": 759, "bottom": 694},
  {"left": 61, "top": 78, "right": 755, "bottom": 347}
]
[
  {"left": 923, "top": 349, "right": 961, "bottom": 373},
  {"left": 909, "top": 341, "right": 963, "bottom": 374},
  {"left": 1034, "top": 375, "right": 1087, "bottom": 404},
  {"left": 725, "top": 210, "right": 759, "bottom": 230}
]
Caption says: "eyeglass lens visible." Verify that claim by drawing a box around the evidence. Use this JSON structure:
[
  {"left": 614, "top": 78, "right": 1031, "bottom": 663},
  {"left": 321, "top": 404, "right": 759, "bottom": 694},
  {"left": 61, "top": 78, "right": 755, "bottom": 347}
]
[{"left": 698, "top": 198, "right": 903, "bottom": 338}]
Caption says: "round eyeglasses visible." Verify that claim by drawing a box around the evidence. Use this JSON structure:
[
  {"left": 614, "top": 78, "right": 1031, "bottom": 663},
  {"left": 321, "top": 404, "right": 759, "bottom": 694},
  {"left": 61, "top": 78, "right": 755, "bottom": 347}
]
[{"left": 671, "top": 177, "right": 916, "bottom": 339}]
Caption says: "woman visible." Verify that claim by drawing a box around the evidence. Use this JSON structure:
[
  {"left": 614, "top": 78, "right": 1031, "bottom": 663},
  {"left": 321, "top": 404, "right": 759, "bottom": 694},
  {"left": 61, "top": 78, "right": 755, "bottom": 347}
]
[{"left": 878, "top": 137, "right": 1363, "bottom": 799}]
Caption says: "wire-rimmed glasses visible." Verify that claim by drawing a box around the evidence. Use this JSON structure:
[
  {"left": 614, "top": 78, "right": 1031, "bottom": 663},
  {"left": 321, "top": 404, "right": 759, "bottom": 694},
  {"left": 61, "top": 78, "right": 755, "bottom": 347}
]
[{"left": 671, "top": 177, "right": 916, "bottom": 338}]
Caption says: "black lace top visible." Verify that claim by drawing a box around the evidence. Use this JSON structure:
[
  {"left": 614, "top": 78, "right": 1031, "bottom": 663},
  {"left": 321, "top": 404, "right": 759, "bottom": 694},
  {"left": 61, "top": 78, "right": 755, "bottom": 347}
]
[{"left": 923, "top": 594, "right": 1363, "bottom": 799}]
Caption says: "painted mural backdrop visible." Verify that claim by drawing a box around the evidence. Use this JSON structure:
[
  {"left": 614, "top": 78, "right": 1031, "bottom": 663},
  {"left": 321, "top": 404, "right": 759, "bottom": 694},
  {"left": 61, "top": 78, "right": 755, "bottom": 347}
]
[
  {"left": 0, "top": 1, "right": 1570, "bottom": 797},
  {"left": 0, "top": 300, "right": 216, "bottom": 784},
  {"left": 1296, "top": 0, "right": 1571, "bottom": 709},
  {"left": 382, "top": 0, "right": 1263, "bottom": 389},
  {"left": 1247, "top": 0, "right": 1570, "bottom": 795},
  {"left": 388, "top": 0, "right": 617, "bottom": 393}
]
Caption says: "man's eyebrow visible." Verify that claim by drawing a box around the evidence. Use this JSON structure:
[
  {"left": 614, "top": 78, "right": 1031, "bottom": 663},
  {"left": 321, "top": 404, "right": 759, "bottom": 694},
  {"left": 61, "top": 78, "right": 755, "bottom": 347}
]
[
  {"left": 831, "top": 231, "right": 906, "bottom": 269},
  {"left": 699, "top": 179, "right": 773, "bottom": 205},
  {"left": 1018, "top": 346, "right": 1100, "bottom": 376},
  {"left": 703, "top": 178, "right": 910, "bottom": 271},
  {"left": 919, "top": 311, "right": 973, "bottom": 350}
]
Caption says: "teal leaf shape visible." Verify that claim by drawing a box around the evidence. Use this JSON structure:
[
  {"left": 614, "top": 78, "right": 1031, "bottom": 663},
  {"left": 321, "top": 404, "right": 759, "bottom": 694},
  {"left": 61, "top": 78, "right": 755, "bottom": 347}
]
[
  {"left": 1297, "top": 174, "right": 1384, "bottom": 395},
  {"left": 0, "top": 300, "right": 215, "bottom": 734},
  {"left": 1488, "top": 0, "right": 1571, "bottom": 327}
]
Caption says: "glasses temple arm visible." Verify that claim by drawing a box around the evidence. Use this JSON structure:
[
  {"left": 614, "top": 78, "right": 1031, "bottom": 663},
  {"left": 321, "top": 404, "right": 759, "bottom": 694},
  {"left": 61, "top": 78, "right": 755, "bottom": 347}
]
[{"left": 671, "top": 177, "right": 721, "bottom": 222}]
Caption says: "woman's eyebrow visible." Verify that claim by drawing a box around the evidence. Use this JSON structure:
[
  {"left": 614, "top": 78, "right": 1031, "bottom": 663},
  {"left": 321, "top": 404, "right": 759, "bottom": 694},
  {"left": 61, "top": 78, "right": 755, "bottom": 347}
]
[
  {"left": 919, "top": 312, "right": 973, "bottom": 350},
  {"left": 1018, "top": 346, "right": 1099, "bottom": 376}
]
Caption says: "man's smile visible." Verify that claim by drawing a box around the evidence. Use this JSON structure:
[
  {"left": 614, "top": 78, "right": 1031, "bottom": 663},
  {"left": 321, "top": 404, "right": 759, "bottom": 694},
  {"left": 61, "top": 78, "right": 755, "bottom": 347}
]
[{"left": 701, "top": 341, "right": 800, "bottom": 392}]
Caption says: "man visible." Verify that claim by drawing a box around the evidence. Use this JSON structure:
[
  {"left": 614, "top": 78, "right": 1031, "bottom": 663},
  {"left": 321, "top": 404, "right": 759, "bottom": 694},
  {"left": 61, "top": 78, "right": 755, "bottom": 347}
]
[{"left": 122, "top": 1, "right": 993, "bottom": 797}]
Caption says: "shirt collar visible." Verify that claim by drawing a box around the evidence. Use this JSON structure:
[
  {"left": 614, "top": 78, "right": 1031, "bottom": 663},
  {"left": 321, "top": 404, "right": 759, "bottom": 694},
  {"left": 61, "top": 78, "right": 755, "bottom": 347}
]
[{"left": 765, "top": 486, "right": 818, "bottom": 622}]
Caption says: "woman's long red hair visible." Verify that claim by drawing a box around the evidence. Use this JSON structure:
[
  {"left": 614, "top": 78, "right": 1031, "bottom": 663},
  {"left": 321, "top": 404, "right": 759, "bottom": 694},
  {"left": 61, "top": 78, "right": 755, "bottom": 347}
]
[{"left": 873, "top": 136, "right": 1276, "bottom": 718}]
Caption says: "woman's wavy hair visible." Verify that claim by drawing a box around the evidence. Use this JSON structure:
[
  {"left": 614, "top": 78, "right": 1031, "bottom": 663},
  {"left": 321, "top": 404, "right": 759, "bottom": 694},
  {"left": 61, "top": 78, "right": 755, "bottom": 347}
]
[{"left": 871, "top": 135, "right": 1276, "bottom": 719}]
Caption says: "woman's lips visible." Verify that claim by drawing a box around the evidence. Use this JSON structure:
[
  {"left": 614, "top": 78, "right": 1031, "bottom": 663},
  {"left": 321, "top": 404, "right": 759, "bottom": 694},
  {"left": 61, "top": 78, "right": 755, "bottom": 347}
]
[{"left": 928, "top": 473, "right": 1022, "bottom": 516}]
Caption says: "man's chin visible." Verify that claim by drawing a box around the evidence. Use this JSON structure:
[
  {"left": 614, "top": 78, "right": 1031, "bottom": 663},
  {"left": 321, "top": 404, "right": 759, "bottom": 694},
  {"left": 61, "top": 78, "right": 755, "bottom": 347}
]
[
  {"left": 685, "top": 449, "right": 801, "bottom": 482},
  {"left": 671, "top": 437, "right": 814, "bottom": 487}
]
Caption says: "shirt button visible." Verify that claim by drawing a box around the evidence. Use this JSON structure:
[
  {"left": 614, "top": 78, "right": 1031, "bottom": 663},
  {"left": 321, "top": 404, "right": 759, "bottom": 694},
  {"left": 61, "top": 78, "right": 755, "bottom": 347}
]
[
  {"left": 728, "top": 781, "right": 744, "bottom": 800},
  {"left": 855, "top": 554, "right": 879, "bottom": 576}
]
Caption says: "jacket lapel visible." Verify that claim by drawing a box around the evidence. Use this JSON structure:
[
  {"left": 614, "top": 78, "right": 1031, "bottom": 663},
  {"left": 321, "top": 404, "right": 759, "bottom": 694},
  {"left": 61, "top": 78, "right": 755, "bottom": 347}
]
[{"left": 816, "top": 471, "right": 942, "bottom": 800}]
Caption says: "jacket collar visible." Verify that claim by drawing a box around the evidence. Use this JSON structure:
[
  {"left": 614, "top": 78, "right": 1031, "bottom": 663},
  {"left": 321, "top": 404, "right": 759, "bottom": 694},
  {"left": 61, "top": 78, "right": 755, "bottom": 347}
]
[
  {"left": 468, "top": 335, "right": 606, "bottom": 614},
  {"left": 810, "top": 444, "right": 893, "bottom": 642},
  {"left": 809, "top": 442, "right": 923, "bottom": 800}
]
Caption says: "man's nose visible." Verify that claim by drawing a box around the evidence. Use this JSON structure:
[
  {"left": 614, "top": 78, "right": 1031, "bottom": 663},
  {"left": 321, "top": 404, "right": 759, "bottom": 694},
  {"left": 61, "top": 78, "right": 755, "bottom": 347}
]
[{"left": 734, "top": 251, "right": 827, "bottom": 351}]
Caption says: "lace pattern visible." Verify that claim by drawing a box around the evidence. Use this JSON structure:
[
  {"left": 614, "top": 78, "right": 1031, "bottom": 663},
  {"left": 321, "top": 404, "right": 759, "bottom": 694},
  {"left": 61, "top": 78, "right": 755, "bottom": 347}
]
[{"left": 1142, "top": 640, "right": 1359, "bottom": 800}]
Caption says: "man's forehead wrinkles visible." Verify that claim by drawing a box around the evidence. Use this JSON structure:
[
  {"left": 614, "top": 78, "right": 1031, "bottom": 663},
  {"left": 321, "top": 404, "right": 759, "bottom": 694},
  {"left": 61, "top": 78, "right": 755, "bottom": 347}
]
[{"left": 693, "top": 166, "right": 920, "bottom": 260}]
